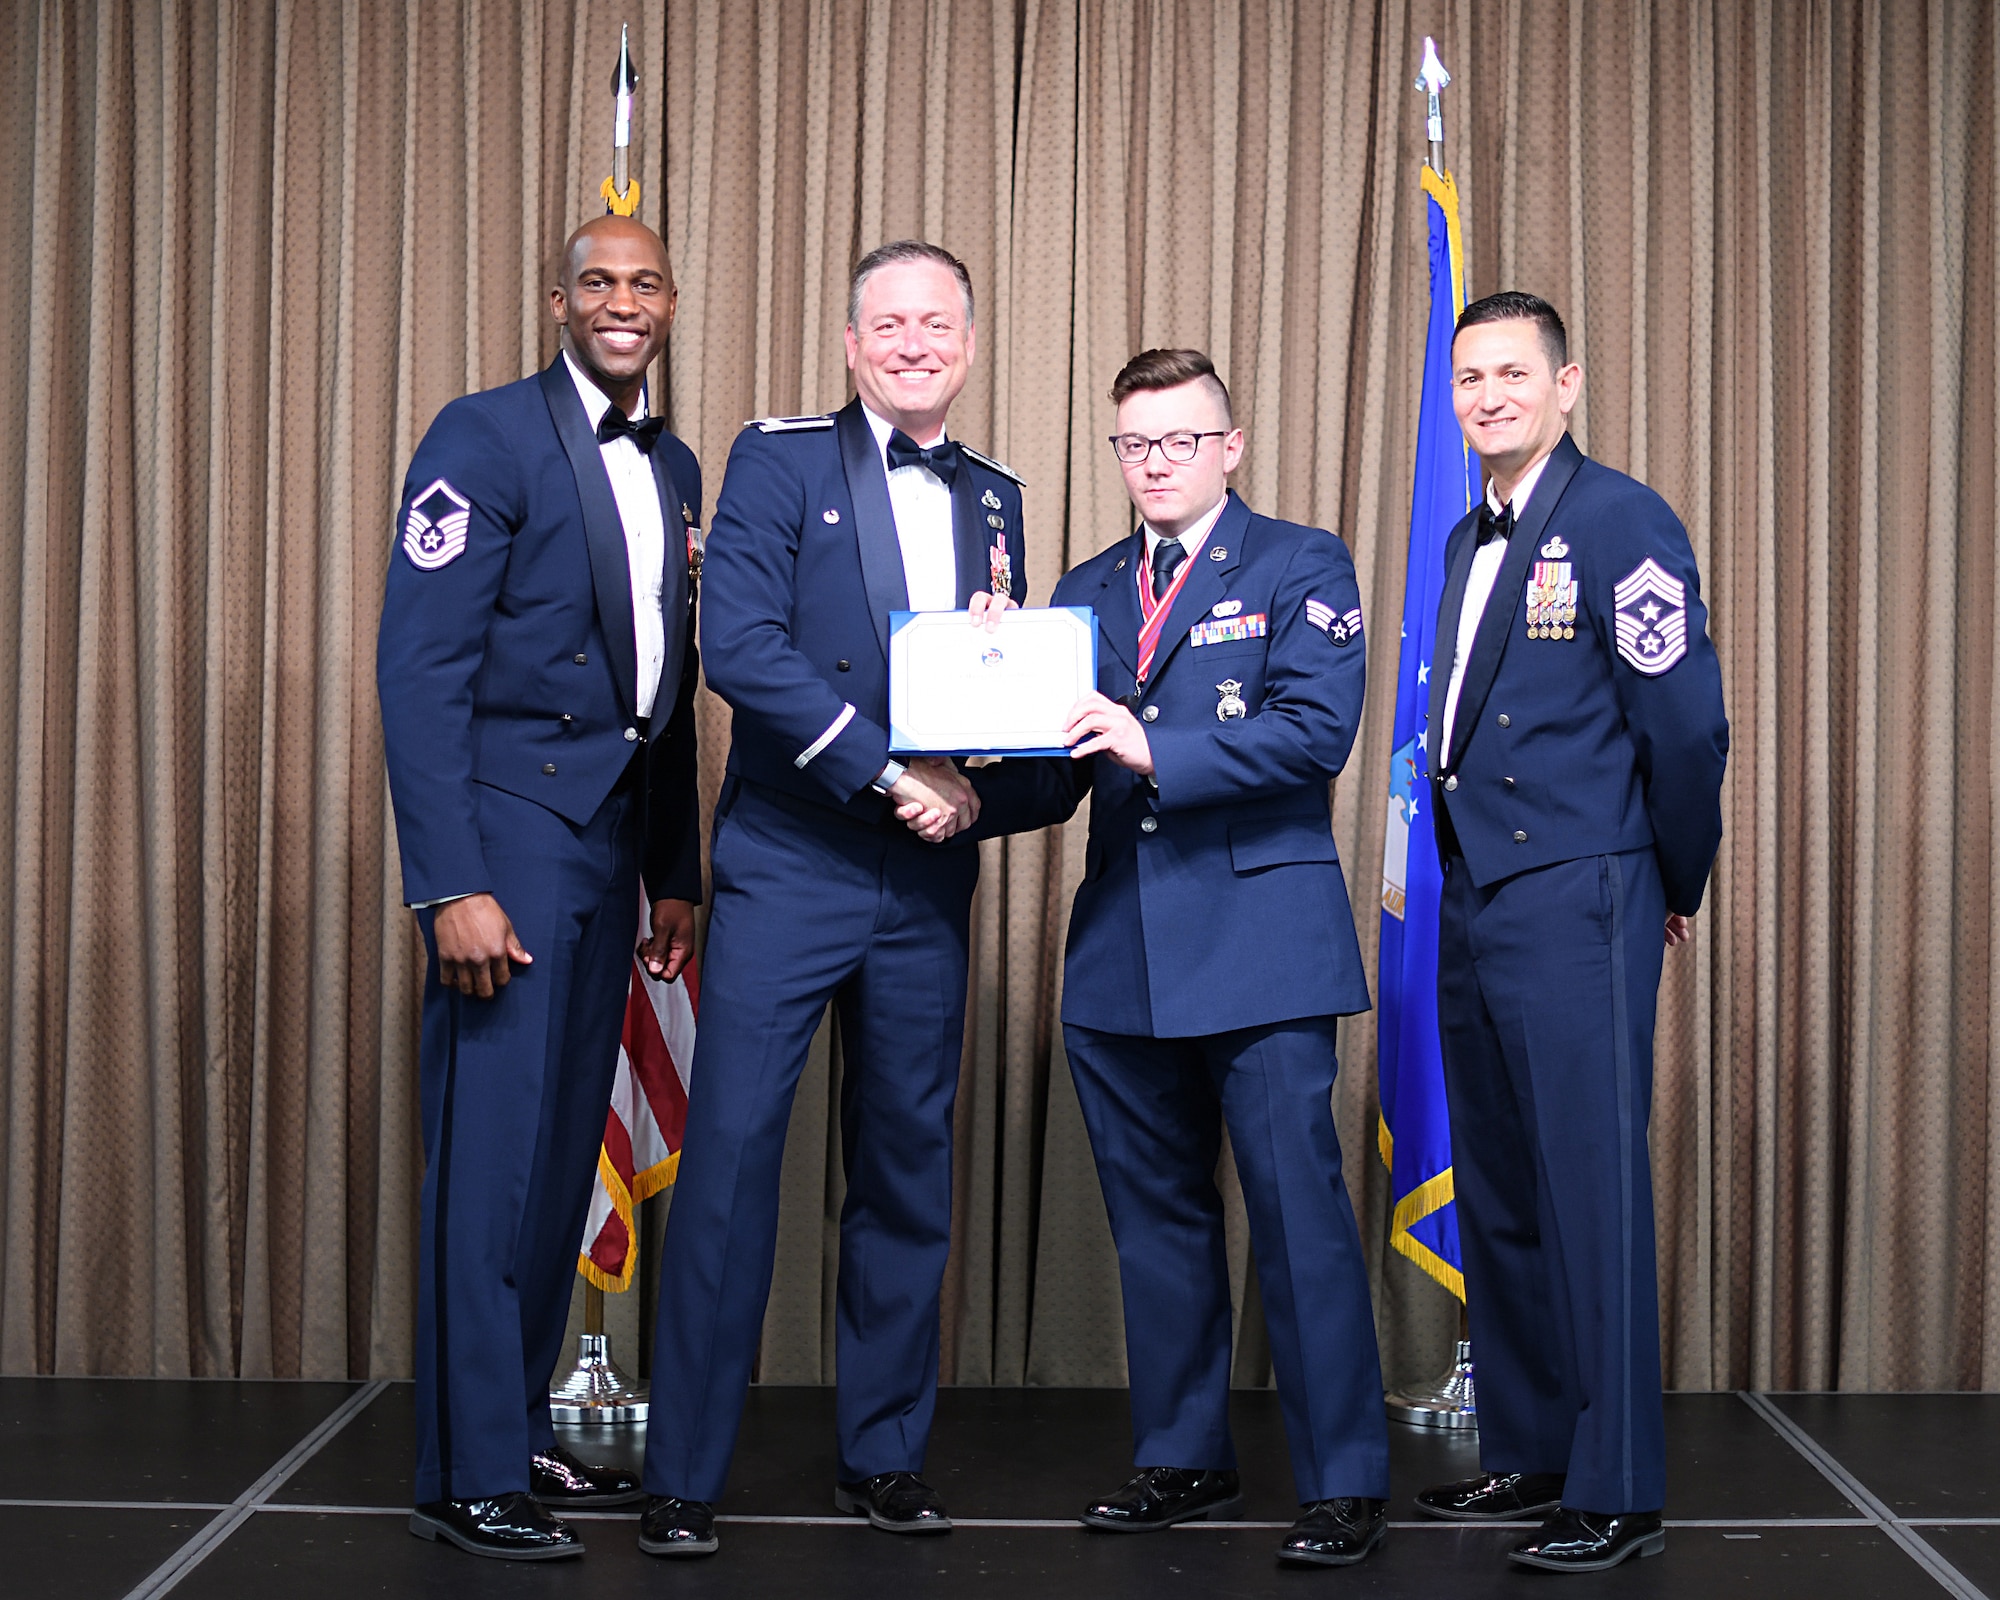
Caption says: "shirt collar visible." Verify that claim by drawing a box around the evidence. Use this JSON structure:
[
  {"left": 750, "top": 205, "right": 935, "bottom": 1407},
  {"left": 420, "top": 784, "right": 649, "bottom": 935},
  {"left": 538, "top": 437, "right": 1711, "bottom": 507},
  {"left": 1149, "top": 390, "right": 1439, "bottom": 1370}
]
[
  {"left": 564, "top": 350, "right": 646, "bottom": 430},
  {"left": 1484, "top": 445, "right": 1554, "bottom": 518},
  {"left": 1143, "top": 494, "right": 1228, "bottom": 560},
  {"left": 861, "top": 402, "right": 948, "bottom": 470}
]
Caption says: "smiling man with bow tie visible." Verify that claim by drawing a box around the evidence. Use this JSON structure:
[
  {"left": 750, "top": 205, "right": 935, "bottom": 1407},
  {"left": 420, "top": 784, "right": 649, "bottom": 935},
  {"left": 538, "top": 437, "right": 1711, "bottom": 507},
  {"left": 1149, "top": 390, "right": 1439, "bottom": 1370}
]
[
  {"left": 378, "top": 216, "right": 704, "bottom": 1561},
  {"left": 635, "top": 240, "right": 1027, "bottom": 1560},
  {"left": 1416, "top": 292, "right": 1729, "bottom": 1574}
]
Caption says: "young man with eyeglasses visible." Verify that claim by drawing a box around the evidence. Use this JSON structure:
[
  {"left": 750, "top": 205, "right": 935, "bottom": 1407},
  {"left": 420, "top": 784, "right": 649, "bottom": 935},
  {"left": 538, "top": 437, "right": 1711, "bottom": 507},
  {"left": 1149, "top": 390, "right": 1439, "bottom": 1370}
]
[{"left": 970, "top": 348, "right": 1390, "bottom": 1569}]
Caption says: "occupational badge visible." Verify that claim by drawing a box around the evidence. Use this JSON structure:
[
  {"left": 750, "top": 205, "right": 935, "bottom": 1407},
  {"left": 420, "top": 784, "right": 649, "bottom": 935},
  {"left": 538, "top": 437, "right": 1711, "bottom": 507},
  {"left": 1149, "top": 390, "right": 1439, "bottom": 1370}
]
[
  {"left": 982, "top": 489, "right": 1002, "bottom": 510},
  {"left": 403, "top": 478, "right": 472, "bottom": 570},
  {"left": 1212, "top": 599, "right": 1243, "bottom": 618},
  {"left": 1540, "top": 534, "right": 1570, "bottom": 559},
  {"left": 1215, "top": 679, "right": 1248, "bottom": 721},
  {"left": 1526, "top": 559, "right": 1578, "bottom": 640},
  {"left": 1613, "top": 557, "right": 1688, "bottom": 674},
  {"left": 986, "top": 513, "right": 1006, "bottom": 530},
  {"left": 989, "top": 540, "right": 1013, "bottom": 599}
]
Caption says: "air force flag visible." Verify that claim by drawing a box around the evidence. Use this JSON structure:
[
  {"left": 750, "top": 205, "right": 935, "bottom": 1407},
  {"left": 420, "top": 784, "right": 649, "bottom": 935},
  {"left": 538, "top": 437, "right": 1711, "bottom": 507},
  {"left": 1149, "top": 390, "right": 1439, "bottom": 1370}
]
[{"left": 1376, "top": 164, "right": 1475, "bottom": 1300}]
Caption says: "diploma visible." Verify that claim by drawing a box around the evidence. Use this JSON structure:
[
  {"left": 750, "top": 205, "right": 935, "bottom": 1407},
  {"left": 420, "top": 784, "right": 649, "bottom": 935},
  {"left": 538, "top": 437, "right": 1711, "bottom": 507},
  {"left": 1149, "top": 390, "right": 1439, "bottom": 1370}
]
[{"left": 888, "top": 606, "right": 1099, "bottom": 757}]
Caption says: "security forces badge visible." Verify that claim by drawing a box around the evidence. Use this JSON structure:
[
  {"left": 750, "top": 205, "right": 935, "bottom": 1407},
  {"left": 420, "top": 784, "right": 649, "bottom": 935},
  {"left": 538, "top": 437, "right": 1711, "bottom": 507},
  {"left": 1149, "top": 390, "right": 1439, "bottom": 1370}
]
[
  {"left": 403, "top": 479, "right": 471, "bottom": 571},
  {"left": 1613, "top": 557, "right": 1689, "bottom": 674}
]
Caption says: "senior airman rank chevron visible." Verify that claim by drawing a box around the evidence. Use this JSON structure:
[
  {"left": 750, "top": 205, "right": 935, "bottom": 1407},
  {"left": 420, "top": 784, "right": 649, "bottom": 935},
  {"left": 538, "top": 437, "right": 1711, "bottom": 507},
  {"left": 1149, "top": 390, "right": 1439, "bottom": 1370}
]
[
  {"left": 1305, "top": 598, "right": 1363, "bottom": 646},
  {"left": 403, "top": 478, "right": 471, "bottom": 570},
  {"left": 1613, "top": 557, "right": 1688, "bottom": 674}
]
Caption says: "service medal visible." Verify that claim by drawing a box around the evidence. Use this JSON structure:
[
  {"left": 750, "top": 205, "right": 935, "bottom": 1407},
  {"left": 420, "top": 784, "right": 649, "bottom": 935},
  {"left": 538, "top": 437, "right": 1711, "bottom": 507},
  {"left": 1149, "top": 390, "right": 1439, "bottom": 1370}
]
[{"left": 989, "top": 540, "right": 1013, "bottom": 599}]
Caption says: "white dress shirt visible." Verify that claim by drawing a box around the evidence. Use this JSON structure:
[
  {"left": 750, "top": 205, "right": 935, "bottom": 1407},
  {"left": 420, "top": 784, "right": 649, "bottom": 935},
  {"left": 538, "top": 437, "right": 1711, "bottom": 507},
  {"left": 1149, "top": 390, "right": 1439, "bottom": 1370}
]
[
  {"left": 565, "top": 352, "right": 668, "bottom": 717},
  {"left": 1438, "top": 450, "right": 1553, "bottom": 761},
  {"left": 1141, "top": 496, "right": 1228, "bottom": 595},
  {"left": 862, "top": 403, "right": 959, "bottom": 612}
]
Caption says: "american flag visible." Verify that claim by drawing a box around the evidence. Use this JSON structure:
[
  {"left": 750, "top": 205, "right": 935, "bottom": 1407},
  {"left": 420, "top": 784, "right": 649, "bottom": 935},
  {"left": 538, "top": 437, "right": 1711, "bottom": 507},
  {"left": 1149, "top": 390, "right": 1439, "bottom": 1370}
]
[{"left": 576, "top": 899, "right": 697, "bottom": 1292}]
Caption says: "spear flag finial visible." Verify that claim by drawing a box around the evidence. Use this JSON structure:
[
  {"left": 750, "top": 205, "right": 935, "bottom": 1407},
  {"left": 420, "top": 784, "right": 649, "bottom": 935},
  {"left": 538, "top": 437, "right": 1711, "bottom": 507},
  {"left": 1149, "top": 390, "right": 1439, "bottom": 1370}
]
[{"left": 601, "top": 24, "right": 641, "bottom": 217}]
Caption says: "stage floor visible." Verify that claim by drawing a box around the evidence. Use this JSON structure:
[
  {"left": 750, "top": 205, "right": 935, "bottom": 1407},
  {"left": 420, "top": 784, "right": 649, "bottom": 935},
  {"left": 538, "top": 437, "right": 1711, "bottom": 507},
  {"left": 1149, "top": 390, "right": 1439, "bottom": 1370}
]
[{"left": 4, "top": 1380, "right": 1994, "bottom": 1599}]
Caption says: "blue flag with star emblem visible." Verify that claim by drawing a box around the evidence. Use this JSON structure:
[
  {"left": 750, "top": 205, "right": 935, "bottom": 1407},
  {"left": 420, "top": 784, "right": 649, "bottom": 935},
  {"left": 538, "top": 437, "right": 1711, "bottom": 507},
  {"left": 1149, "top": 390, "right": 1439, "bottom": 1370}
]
[{"left": 1376, "top": 166, "right": 1476, "bottom": 1300}]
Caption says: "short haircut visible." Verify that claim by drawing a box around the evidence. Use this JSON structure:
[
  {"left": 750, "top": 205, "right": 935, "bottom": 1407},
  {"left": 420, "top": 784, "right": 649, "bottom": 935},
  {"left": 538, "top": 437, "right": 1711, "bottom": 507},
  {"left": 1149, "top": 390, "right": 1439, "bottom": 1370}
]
[
  {"left": 1454, "top": 291, "right": 1569, "bottom": 371},
  {"left": 1108, "top": 347, "right": 1233, "bottom": 426},
  {"left": 847, "top": 240, "right": 974, "bottom": 328}
]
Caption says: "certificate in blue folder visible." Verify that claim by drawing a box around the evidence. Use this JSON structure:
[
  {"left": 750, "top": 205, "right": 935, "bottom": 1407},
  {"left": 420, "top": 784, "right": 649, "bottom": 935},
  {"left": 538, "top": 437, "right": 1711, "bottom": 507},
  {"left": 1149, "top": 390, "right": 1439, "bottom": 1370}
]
[{"left": 888, "top": 606, "right": 1099, "bottom": 757}]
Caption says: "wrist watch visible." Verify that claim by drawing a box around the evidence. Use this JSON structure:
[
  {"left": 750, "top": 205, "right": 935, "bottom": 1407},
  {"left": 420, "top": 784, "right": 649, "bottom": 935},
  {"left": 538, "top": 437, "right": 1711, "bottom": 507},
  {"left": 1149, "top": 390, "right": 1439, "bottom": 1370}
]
[{"left": 871, "top": 759, "right": 907, "bottom": 796}]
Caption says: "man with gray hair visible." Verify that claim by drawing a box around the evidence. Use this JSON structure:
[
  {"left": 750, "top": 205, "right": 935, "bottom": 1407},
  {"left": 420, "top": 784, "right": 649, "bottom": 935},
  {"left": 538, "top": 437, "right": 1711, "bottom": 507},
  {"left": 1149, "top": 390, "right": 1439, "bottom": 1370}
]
[{"left": 636, "top": 240, "right": 1026, "bottom": 1559}]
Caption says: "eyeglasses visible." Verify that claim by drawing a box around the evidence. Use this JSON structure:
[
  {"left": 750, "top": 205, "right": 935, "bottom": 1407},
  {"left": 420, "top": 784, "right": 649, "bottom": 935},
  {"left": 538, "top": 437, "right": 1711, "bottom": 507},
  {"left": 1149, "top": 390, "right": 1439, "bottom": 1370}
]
[{"left": 1107, "top": 430, "right": 1228, "bottom": 465}]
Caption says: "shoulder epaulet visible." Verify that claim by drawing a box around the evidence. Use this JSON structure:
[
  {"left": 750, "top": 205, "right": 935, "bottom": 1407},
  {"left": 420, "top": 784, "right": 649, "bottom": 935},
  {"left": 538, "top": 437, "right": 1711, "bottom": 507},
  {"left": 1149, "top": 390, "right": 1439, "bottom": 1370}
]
[
  {"left": 959, "top": 443, "right": 1025, "bottom": 486},
  {"left": 747, "top": 414, "right": 835, "bottom": 433}
]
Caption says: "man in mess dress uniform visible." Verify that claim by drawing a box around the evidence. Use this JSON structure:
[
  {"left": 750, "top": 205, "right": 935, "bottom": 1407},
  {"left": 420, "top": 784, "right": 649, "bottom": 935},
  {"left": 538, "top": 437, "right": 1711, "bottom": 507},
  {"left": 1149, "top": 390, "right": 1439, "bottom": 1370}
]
[
  {"left": 1414, "top": 291, "right": 1729, "bottom": 1574},
  {"left": 637, "top": 241, "right": 1026, "bottom": 1559},
  {"left": 377, "top": 217, "right": 704, "bottom": 1561}
]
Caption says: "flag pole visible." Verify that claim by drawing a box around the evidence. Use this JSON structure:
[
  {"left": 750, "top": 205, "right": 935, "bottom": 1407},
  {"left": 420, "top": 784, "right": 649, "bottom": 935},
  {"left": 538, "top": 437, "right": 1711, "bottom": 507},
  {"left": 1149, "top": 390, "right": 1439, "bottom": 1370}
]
[
  {"left": 549, "top": 24, "right": 655, "bottom": 1428},
  {"left": 1383, "top": 35, "right": 1477, "bottom": 1433}
]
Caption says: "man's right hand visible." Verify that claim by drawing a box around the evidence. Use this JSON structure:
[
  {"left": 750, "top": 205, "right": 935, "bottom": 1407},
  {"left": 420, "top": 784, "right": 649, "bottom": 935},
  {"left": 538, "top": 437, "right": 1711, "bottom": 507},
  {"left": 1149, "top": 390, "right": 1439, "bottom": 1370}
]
[
  {"left": 891, "top": 757, "right": 979, "bottom": 842},
  {"left": 433, "top": 892, "right": 533, "bottom": 998}
]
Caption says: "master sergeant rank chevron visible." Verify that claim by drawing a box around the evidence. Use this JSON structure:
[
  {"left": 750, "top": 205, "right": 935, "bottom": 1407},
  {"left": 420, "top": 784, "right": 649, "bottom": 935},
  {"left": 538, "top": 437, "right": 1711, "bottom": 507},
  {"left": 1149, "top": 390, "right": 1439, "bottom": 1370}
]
[
  {"left": 1613, "top": 557, "right": 1688, "bottom": 675},
  {"left": 403, "top": 479, "right": 471, "bottom": 571}
]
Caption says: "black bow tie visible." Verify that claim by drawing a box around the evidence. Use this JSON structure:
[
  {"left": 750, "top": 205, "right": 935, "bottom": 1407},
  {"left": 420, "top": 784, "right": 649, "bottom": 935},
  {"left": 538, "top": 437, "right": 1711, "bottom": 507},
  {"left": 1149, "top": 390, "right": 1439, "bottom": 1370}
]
[
  {"left": 1477, "top": 502, "right": 1515, "bottom": 545},
  {"left": 885, "top": 430, "right": 960, "bottom": 485},
  {"left": 597, "top": 408, "right": 666, "bottom": 452}
]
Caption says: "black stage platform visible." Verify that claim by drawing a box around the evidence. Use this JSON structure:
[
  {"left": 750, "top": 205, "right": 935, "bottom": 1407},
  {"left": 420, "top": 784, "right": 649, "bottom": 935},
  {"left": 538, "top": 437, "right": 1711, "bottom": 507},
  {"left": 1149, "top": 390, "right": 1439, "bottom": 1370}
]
[{"left": 4, "top": 1380, "right": 1993, "bottom": 1598}]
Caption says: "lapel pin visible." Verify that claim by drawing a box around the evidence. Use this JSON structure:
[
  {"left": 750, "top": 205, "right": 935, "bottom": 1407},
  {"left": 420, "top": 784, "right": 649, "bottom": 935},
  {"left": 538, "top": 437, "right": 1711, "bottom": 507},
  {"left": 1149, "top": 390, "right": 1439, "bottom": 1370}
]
[
  {"left": 1209, "top": 546, "right": 1227, "bottom": 561},
  {"left": 823, "top": 508, "right": 840, "bottom": 524}
]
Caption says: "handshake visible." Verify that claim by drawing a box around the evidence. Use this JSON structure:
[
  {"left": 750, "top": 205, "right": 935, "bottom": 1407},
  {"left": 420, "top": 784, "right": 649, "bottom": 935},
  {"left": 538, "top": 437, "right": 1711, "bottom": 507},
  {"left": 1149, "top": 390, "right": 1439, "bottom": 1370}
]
[{"left": 887, "top": 757, "right": 980, "bottom": 844}]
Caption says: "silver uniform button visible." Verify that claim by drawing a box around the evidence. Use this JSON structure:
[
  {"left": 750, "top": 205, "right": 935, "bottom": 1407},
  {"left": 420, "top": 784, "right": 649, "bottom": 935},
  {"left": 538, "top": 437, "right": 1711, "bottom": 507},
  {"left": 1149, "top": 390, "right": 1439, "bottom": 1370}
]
[
  {"left": 1513, "top": 829, "right": 1528, "bottom": 843},
  {"left": 1140, "top": 816, "right": 1159, "bottom": 834},
  {"left": 624, "top": 727, "right": 639, "bottom": 742},
  {"left": 1141, "top": 705, "right": 1159, "bottom": 723},
  {"left": 1444, "top": 775, "right": 1458, "bottom": 791},
  {"left": 1497, "top": 713, "right": 1511, "bottom": 727}
]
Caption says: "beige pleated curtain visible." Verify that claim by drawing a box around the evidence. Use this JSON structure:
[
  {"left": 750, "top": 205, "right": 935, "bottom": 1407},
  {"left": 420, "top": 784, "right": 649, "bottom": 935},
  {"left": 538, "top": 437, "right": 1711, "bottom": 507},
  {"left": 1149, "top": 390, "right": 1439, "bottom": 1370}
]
[{"left": 1, "top": 0, "right": 1994, "bottom": 1394}]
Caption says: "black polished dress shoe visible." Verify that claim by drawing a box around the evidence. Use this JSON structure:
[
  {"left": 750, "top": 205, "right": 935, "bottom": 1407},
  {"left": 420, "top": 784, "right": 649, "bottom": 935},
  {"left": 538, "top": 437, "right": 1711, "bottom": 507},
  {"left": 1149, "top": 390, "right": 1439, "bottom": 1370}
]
[
  {"left": 530, "top": 1443, "right": 645, "bottom": 1507},
  {"left": 1079, "top": 1467, "right": 1244, "bottom": 1532},
  {"left": 1509, "top": 1508, "right": 1665, "bottom": 1571},
  {"left": 637, "top": 1495, "right": 718, "bottom": 1557},
  {"left": 408, "top": 1492, "right": 582, "bottom": 1560},
  {"left": 1277, "top": 1497, "right": 1388, "bottom": 1566},
  {"left": 1414, "top": 1470, "right": 1566, "bottom": 1522},
  {"left": 834, "top": 1471, "right": 953, "bottom": 1533}
]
